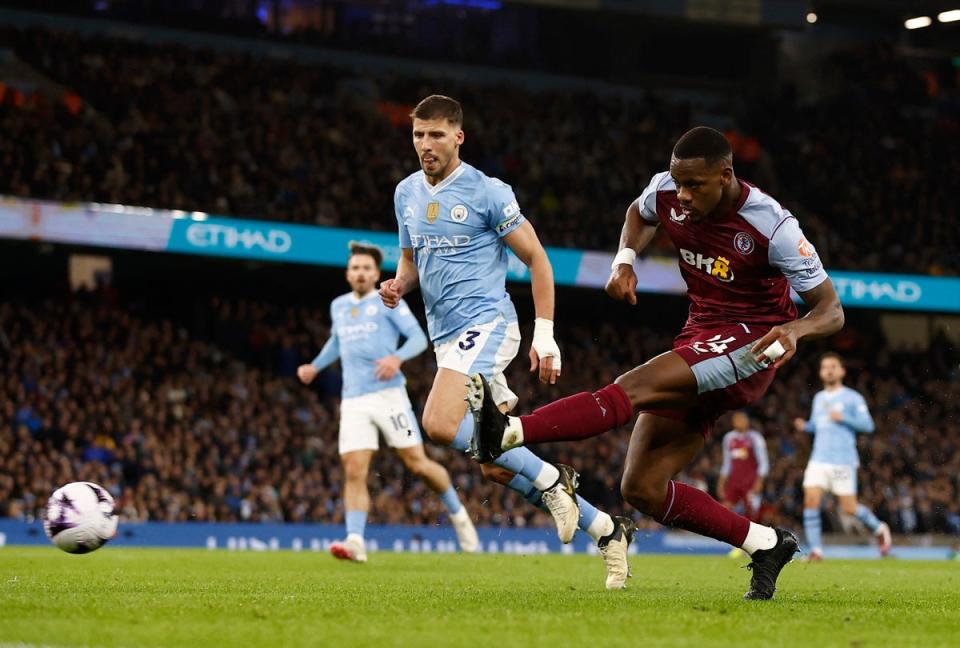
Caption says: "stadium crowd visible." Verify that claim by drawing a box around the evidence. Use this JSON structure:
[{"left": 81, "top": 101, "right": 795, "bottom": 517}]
[
  {"left": 2, "top": 288, "right": 958, "bottom": 538},
  {"left": 0, "top": 26, "right": 957, "bottom": 274}
]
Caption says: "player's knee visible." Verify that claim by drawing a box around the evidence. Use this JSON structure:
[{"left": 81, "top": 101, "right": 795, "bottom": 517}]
[
  {"left": 421, "top": 410, "right": 455, "bottom": 446},
  {"left": 343, "top": 462, "right": 368, "bottom": 484},
  {"left": 620, "top": 474, "right": 667, "bottom": 515},
  {"left": 613, "top": 367, "right": 654, "bottom": 407},
  {"left": 403, "top": 457, "right": 430, "bottom": 479},
  {"left": 480, "top": 464, "right": 513, "bottom": 485}
]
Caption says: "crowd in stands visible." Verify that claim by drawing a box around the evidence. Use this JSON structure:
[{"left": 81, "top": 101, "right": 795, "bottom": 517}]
[
  {"left": 0, "top": 26, "right": 957, "bottom": 274},
  {"left": 2, "top": 287, "right": 958, "bottom": 537}
]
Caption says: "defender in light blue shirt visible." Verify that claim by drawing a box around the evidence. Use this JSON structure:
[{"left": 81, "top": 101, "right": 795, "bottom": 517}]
[
  {"left": 379, "top": 95, "right": 633, "bottom": 589},
  {"left": 298, "top": 243, "right": 477, "bottom": 562},
  {"left": 795, "top": 352, "right": 891, "bottom": 559}
]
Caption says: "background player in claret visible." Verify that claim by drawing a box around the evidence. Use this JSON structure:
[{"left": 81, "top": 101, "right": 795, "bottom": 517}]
[
  {"left": 380, "top": 95, "right": 635, "bottom": 589},
  {"left": 298, "top": 243, "right": 478, "bottom": 563},
  {"left": 469, "top": 126, "right": 845, "bottom": 600},
  {"left": 795, "top": 352, "right": 892, "bottom": 560},
  {"left": 718, "top": 411, "right": 769, "bottom": 520}
]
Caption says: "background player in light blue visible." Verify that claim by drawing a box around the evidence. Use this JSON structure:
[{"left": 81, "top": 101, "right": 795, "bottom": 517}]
[
  {"left": 298, "top": 243, "right": 478, "bottom": 563},
  {"left": 379, "top": 95, "right": 634, "bottom": 589},
  {"left": 794, "top": 351, "right": 891, "bottom": 560}
]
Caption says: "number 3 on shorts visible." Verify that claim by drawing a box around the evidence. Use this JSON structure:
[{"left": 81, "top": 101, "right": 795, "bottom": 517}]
[{"left": 459, "top": 330, "right": 481, "bottom": 351}]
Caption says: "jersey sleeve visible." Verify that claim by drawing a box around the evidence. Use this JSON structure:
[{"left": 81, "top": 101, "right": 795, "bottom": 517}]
[
  {"left": 485, "top": 177, "right": 525, "bottom": 238},
  {"left": 844, "top": 391, "right": 875, "bottom": 434},
  {"left": 311, "top": 303, "right": 340, "bottom": 370},
  {"left": 394, "top": 185, "right": 412, "bottom": 249},
  {"left": 636, "top": 171, "right": 668, "bottom": 224},
  {"left": 719, "top": 432, "right": 733, "bottom": 477},
  {"left": 751, "top": 431, "right": 770, "bottom": 477},
  {"left": 768, "top": 215, "right": 829, "bottom": 293}
]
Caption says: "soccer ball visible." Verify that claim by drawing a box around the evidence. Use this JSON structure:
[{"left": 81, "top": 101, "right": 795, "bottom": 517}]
[{"left": 43, "top": 482, "right": 119, "bottom": 554}]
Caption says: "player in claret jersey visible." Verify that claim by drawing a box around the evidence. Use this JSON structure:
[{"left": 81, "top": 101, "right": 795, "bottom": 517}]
[
  {"left": 468, "top": 126, "right": 845, "bottom": 600},
  {"left": 718, "top": 412, "right": 769, "bottom": 521}
]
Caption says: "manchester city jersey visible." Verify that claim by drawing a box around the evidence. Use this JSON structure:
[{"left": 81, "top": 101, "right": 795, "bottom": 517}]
[
  {"left": 394, "top": 162, "right": 523, "bottom": 343},
  {"left": 328, "top": 291, "right": 423, "bottom": 399},
  {"left": 805, "top": 386, "right": 875, "bottom": 467}
]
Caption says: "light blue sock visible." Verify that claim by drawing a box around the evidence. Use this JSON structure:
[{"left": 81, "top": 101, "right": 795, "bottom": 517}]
[
  {"left": 506, "top": 474, "right": 600, "bottom": 532},
  {"left": 494, "top": 446, "right": 547, "bottom": 484},
  {"left": 855, "top": 504, "right": 881, "bottom": 533},
  {"left": 803, "top": 507, "right": 822, "bottom": 551},
  {"left": 345, "top": 510, "right": 367, "bottom": 538},
  {"left": 440, "top": 485, "right": 463, "bottom": 515},
  {"left": 450, "top": 413, "right": 473, "bottom": 452}
]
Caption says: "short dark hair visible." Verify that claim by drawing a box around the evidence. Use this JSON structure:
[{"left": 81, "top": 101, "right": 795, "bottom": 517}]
[
  {"left": 672, "top": 126, "right": 732, "bottom": 165},
  {"left": 348, "top": 242, "right": 383, "bottom": 269},
  {"left": 410, "top": 95, "right": 463, "bottom": 127},
  {"left": 820, "top": 351, "right": 845, "bottom": 367}
]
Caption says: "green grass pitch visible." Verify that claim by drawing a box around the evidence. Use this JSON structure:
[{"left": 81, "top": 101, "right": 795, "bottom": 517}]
[{"left": 1, "top": 548, "right": 957, "bottom": 647}]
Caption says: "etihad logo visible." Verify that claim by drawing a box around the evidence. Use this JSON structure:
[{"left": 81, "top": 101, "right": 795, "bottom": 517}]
[
  {"left": 338, "top": 322, "right": 379, "bottom": 338},
  {"left": 409, "top": 233, "right": 472, "bottom": 250},
  {"left": 679, "top": 248, "right": 735, "bottom": 282},
  {"left": 669, "top": 207, "right": 688, "bottom": 223},
  {"left": 186, "top": 223, "right": 292, "bottom": 254}
]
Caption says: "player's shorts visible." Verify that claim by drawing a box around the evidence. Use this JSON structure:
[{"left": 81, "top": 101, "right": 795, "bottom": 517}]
[
  {"left": 644, "top": 322, "right": 776, "bottom": 437},
  {"left": 434, "top": 315, "right": 521, "bottom": 411},
  {"left": 803, "top": 461, "right": 858, "bottom": 496},
  {"left": 338, "top": 387, "right": 423, "bottom": 455}
]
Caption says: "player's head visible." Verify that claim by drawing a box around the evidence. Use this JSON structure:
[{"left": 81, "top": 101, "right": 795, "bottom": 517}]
[
  {"left": 819, "top": 351, "right": 846, "bottom": 387},
  {"left": 410, "top": 95, "right": 464, "bottom": 180},
  {"left": 669, "top": 126, "right": 735, "bottom": 222},
  {"left": 346, "top": 243, "right": 382, "bottom": 295},
  {"left": 732, "top": 411, "right": 750, "bottom": 432}
]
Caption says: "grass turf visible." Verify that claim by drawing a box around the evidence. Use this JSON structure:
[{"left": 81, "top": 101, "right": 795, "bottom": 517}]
[{"left": 1, "top": 548, "right": 957, "bottom": 647}]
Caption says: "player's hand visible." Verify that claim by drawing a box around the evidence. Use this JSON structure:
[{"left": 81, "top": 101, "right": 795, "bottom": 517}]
[
  {"left": 829, "top": 410, "right": 844, "bottom": 423},
  {"left": 297, "top": 364, "right": 318, "bottom": 385},
  {"left": 374, "top": 355, "right": 402, "bottom": 381},
  {"left": 379, "top": 278, "right": 403, "bottom": 309},
  {"left": 793, "top": 417, "right": 807, "bottom": 432},
  {"left": 750, "top": 324, "right": 799, "bottom": 369},
  {"left": 530, "top": 318, "right": 561, "bottom": 385},
  {"left": 605, "top": 264, "right": 638, "bottom": 305}
]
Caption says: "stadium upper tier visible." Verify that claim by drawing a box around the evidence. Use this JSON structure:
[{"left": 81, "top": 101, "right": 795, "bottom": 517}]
[{"left": 0, "top": 24, "right": 956, "bottom": 275}]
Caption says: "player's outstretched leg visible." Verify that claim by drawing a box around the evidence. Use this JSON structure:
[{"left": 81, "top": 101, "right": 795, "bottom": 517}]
[
  {"left": 466, "top": 353, "right": 697, "bottom": 456},
  {"left": 621, "top": 413, "right": 798, "bottom": 600}
]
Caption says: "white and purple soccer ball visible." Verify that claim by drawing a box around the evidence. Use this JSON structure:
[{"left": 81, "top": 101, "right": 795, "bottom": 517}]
[{"left": 43, "top": 482, "right": 119, "bottom": 554}]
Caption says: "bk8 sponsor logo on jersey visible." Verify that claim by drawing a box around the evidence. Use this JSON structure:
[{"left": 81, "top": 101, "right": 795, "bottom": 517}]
[{"left": 679, "top": 248, "right": 735, "bottom": 282}]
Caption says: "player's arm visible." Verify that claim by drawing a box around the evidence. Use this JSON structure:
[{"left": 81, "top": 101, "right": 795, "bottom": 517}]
[
  {"left": 839, "top": 393, "right": 876, "bottom": 434},
  {"left": 753, "top": 432, "right": 770, "bottom": 494},
  {"left": 298, "top": 330, "right": 339, "bottom": 385},
  {"left": 504, "top": 221, "right": 561, "bottom": 385},
  {"left": 380, "top": 248, "right": 419, "bottom": 309},
  {"left": 751, "top": 216, "right": 844, "bottom": 368},
  {"left": 717, "top": 432, "right": 733, "bottom": 497},
  {"left": 605, "top": 198, "right": 659, "bottom": 305},
  {"left": 375, "top": 301, "right": 429, "bottom": 381}
]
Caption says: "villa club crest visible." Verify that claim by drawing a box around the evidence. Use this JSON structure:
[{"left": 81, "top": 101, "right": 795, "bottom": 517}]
[{"left": 734, "top": 232, "right": 755, "bottom": 255}]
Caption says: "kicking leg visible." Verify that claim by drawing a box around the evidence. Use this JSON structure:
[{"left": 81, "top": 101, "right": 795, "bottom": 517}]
[
  {"left": 620, "top": 413, "right": 798, "bottom": 600},
  {"left": 467, "top": 352, "right": 698, "bottom": 459}
]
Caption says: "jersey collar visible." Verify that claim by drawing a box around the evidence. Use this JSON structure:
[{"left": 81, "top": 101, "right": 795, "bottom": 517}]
[
  {"left": 421, "top": 162, "right": 466, "bottom": 196},
  {"left": 348, "top": 290, "right": 379, "bottom": 304}
]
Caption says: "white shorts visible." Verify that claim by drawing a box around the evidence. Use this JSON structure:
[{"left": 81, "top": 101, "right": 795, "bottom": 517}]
[
  {"left": 803, "top": 461, "right": 858, "bottom": 496},
  {"left": 339, "top": 387, "right": 423, "bottom": 455},
  {"left": 434, "top": 316, "right": 521, "bottom": 411}
]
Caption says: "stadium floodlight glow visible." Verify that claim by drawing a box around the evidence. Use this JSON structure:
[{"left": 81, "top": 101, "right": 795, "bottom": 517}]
[
  {"left": 938, "top": 9, "right": 960, "bottom": 22},
  {"left": 904, "top": 16, "right": 932, "bottom": 29},
  {"left": 191, "top": 211, "right": 209, "bottom": 221},
  {"left": 806, "top": 12, "right": 817, "bottom": 23}
]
